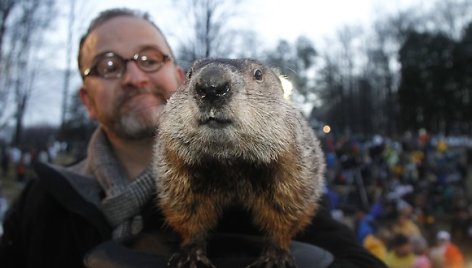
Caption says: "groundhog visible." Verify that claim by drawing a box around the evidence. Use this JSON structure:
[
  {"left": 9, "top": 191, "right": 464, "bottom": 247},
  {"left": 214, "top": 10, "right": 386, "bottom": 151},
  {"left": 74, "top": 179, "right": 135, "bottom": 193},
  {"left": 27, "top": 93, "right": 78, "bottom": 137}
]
[{"left": 153, "top": 58, "right": 325, "bottom": 268}]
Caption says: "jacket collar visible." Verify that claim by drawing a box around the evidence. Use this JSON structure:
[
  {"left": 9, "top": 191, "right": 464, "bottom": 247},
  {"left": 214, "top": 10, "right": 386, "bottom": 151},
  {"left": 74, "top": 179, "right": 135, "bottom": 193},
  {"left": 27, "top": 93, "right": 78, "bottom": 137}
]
[{"left": 34, "top": 161, "right": 112, "bottom": 239}]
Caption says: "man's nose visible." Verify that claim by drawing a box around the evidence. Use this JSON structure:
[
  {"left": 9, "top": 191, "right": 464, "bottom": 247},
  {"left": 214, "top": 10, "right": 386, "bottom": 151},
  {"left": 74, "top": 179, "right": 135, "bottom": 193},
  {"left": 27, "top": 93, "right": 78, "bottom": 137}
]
[{"left": 121, "top": 61, "right": 150, "bottom": 88}]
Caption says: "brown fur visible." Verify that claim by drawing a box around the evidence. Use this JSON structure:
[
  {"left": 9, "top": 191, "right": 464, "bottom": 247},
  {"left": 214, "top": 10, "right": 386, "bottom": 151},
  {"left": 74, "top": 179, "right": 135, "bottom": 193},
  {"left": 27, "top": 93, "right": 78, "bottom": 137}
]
[{"left": 153, "top": 58, "right": 325, "bottom": 267}]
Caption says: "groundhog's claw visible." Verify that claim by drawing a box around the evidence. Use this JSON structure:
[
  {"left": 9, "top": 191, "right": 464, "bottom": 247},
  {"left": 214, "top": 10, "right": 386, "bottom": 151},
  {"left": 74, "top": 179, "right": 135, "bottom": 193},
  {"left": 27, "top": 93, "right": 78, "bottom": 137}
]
[
  {"left": 168, "top": 244, "right": 216, "bottom": 268},
  {"left": 246, "top": 248, "right": 296, "bottom": 268}
]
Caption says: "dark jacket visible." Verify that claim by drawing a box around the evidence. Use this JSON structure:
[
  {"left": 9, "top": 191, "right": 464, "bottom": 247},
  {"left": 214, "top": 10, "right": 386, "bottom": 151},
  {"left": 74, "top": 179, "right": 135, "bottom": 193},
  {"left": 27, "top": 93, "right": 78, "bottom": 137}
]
[{"left": 0, "top": 162, "right": 386, "bottom": 268}]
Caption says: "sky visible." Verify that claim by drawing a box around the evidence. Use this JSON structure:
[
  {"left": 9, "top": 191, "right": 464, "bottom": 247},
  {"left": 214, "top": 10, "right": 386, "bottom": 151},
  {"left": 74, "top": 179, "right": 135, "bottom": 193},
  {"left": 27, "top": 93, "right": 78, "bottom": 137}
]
[{"left": 22, "top": 0, "right": 431, "bottom": 126}]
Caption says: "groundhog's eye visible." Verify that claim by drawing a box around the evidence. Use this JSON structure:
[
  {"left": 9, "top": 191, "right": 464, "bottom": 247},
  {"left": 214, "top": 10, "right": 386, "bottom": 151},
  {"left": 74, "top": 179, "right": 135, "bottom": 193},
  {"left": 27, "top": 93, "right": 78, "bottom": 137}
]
[
  {"left": 254, "top": 69, "right": 263, "bottom": 81},
  {"left": 186, "top": 68, "right": 193, "bottom": 79}
]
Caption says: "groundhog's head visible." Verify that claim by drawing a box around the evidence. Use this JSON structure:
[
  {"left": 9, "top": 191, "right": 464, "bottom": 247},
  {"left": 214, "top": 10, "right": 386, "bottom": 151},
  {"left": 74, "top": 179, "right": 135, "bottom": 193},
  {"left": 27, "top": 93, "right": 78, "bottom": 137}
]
[{"left": 157, "top": 58, "right": 296, "bottom": 164}]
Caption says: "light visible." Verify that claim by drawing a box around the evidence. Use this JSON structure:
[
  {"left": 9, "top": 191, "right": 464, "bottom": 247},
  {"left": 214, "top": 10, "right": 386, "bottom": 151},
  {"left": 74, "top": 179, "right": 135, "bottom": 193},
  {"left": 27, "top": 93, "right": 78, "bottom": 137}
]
[{"left": 322, "top": 125, "right": 331, "bottom": 134}]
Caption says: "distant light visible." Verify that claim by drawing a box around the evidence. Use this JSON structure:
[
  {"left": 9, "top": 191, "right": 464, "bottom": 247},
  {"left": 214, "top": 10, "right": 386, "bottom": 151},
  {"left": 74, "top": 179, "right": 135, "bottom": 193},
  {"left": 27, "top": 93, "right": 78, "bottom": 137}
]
[
  {"left": 322, "top": 125, "right": 331, "bottom": 134},
  {"left": 279, "top": 75, "right": 293, "bottom": 100}
]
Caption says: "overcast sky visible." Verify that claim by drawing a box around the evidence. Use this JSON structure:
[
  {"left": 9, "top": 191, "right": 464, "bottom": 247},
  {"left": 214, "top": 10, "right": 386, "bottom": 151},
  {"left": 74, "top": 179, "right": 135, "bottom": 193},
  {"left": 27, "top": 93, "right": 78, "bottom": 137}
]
[{"left": 23, "top": 0, "right": 431, "bottom": 126}]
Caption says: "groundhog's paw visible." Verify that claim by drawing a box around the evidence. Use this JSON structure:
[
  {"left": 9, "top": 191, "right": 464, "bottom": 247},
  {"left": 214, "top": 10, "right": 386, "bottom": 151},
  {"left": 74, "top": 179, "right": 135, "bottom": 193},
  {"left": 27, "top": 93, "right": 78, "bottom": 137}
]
[
  {"left": 246, "top": 247, "right": 296, "bottom": 268},
  {"left": 168, "top": 244, "right": 216, "bottom": 268}
]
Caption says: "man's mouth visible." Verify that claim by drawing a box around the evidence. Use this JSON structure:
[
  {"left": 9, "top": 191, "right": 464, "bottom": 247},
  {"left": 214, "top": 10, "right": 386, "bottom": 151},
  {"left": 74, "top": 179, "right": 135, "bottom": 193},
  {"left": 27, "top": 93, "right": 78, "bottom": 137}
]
[{"left": 121, "top": 93, "right": 165, "bottom": 113}]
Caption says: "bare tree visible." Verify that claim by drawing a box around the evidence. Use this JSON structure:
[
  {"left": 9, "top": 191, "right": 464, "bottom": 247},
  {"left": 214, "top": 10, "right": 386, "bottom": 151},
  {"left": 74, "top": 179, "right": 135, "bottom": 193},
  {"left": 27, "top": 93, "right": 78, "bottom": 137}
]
[
  {"left": 263, "top": 37, "right": 317, "bottom": 100},
  {"left": 1, "top": 0, "right": 56, "bottom": 145},
  {"left": 361, "top": 12, "right": 417, "bottom": 134},
  {"left": 60, "top": 0, "right": 93, "bottom": 128},
  {"left": 0, "top": 0, "right": 20, "bottom": 127},
  {"left": 428, "top": 0, "right": 472, "bottom": 40},
  {"left": 336, "top": 25, "right": 363, "bottom": 134},
  {"left": 316, "top": 52, "right": 345, "bottom": 131},
  {"left": 0, "top": 0, "right": 17, "bottom": 62},
  {"left": 60, "top": 0, "right": 76, "bottom": 127},
  {"left": 173, "top": 0, "right": 254, "bottom": 68}
]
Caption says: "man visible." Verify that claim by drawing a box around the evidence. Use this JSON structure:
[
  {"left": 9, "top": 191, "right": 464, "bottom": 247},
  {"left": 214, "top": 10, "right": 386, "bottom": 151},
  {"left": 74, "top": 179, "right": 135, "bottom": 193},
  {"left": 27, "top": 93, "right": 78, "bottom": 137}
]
[
  {"left": 0, "top": 8, "right": 184, "bottom": 267},
  {"left": 0, "top": 8, "right": 386, "bottom": 268},
  {"left": 384, "top": 234, "right": 417, "bottom": 268},
  {"left": 429, "top": 230, "right": 464, "bottom": 268}
]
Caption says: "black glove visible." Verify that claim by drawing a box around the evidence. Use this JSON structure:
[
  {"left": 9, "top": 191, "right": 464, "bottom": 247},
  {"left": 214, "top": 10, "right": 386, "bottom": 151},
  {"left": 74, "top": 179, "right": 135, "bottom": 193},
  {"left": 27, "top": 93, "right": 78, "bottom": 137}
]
[{"left": 84, "top": 233, "right": 334, "bottom": 268}]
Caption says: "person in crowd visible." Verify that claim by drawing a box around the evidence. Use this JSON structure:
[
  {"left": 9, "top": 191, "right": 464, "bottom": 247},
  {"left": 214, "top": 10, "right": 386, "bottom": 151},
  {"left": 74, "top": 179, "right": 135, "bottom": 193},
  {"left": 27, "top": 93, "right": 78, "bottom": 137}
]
[
  {"left": 391, "top": 205, "right": 422, "bottom": 238},
  {"left": 1, "top": 147, "right": 9, "bottom": 178},
  {"left": 0, "top": 8, "right": 386, "bottom": 268},
  {"left": 384, "top": 234, "right": 417, "bottom": 268},
  {"left": 411, "top": 235, "right": 432, "bottom": 268},
  {"left": 14, "top": 154, "right": 26, "bottom": 182},
  {"left": 362, "top": 227, "right": 390, "bottom": 263},
  {"left": 356, "top": 208, "right": 377, "bottom": 244},
  {"left": 429, "top": 230, "right": 464, "bottom": 268}
]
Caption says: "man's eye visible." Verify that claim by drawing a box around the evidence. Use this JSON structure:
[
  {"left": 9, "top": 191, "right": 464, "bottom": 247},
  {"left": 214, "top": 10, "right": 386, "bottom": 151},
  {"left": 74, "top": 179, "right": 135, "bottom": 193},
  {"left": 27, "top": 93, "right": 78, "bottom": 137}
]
[
  {"left": 98, "top": 58, "right": 121, "bottom": 74},
  {"left": 140, "top": 57, "right": 159, "bottom": 67}
]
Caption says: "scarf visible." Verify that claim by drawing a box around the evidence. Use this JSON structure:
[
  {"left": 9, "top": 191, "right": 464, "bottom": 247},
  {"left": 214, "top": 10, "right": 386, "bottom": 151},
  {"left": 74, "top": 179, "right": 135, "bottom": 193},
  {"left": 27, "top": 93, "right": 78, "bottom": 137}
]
[{"left": 86, "top": 129, "right": 155, "bottom": 239}]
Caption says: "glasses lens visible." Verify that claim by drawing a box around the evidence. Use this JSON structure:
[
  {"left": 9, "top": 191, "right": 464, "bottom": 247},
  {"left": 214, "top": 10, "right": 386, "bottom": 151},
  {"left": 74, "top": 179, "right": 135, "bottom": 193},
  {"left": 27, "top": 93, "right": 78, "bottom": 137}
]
[
  {"left": 96, "top": 54, "right": 125, "bottom": 78},
  {"left": 137, "top": 48, "right": 167, "bottom": 72}
]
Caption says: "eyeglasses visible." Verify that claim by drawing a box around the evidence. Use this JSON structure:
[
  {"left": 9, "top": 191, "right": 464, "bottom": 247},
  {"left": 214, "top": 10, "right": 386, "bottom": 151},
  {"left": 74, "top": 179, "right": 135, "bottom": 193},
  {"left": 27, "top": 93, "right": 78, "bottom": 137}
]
[{"left": 82, "top": 47, "right": 172, "bottom": 79}]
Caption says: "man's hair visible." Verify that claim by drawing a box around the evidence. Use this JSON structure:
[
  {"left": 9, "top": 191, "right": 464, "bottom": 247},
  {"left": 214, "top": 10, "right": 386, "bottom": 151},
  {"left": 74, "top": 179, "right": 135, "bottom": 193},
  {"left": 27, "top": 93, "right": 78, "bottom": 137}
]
[
  {"left": 77, "top": 8, "right": 175, "bottom": 78},
  {"left": 391, "top": 234, "right": 409, "bottom": 247}
]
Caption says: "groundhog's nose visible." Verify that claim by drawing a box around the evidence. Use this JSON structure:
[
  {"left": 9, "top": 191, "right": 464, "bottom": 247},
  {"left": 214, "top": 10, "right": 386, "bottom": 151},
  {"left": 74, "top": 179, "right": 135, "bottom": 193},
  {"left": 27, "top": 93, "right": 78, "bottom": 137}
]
[{"left": 195, "top": 65, "right": 231, "bottom": 101}]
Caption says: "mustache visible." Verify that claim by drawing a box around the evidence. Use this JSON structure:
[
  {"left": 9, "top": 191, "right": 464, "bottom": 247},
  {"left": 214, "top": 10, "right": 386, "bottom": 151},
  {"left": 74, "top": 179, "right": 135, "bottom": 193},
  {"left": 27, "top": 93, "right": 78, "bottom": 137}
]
[{"left": 117, "top": 87, "right": 153, "bottom": 106}]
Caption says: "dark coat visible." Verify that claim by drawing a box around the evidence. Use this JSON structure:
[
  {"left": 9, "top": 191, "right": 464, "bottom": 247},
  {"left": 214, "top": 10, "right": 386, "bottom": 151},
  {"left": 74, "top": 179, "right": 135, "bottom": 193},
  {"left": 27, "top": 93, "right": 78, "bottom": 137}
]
[{"left": 0, "top": 162, "right": 386, "bottom": 268}]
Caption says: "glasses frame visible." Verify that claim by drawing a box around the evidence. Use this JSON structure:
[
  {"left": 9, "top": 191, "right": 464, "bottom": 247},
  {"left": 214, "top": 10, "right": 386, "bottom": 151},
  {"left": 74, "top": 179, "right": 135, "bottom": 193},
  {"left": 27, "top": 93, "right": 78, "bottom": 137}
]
[{"left": 82, "top": 47, "right": 173, "bottom": 79}]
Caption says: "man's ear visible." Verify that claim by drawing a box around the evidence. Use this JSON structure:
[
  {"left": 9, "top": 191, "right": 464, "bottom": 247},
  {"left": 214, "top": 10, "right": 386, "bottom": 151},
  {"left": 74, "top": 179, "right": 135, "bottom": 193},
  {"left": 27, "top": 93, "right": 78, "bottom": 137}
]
[{"left": 79, "top": 86, "right": 97, "bottom": 120}]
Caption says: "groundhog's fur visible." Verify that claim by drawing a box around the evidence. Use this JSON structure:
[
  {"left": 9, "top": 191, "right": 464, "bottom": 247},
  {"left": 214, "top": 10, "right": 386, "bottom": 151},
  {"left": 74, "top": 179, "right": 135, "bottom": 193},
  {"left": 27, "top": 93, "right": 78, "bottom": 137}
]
[{"left": 153, "top": 58, "right": 325, "bottom": 267}]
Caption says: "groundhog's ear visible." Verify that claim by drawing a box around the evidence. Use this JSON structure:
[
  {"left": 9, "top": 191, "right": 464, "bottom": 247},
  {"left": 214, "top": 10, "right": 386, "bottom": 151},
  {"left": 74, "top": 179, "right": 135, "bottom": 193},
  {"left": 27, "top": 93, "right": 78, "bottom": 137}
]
[
  {"left": 271, "top": 68, "right": 283, "bottom": 80},
  {"left": 270, "top": 68, "right": 286, "bottom": 87}
]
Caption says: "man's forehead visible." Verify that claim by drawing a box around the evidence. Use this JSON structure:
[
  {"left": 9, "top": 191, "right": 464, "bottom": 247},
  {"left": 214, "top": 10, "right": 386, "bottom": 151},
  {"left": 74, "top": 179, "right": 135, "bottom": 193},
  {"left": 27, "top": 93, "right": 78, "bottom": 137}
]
[{"left": 82, "top": 16, "right": 169, "bottom": 61}]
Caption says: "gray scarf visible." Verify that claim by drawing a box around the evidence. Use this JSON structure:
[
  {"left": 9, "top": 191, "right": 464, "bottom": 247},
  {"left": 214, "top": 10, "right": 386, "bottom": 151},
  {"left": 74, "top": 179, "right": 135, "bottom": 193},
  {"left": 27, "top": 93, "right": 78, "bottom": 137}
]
[{"left": 86, "top": 129, "right": 155, "bottom": 239}]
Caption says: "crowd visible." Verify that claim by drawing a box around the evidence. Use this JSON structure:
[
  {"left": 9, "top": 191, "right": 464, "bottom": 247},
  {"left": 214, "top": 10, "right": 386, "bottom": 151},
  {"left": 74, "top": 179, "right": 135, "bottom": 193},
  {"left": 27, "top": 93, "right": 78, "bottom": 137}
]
[
  {"left": 0, "top": 144, "right": 58, "bottom": 182},
  {"left": 322, "top": 130, "right": 471, "bottom": 267},
  {"left": 2, "top": 128, "right": 470, "bottom": 267}
]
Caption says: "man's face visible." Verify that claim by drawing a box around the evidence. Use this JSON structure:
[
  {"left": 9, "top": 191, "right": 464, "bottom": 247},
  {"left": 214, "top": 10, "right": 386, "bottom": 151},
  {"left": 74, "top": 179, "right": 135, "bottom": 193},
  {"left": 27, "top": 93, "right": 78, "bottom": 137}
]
[
  {"left": 394, "top": 243, "right": 412, "bottom": 257},
  {"left": 79, "top": 16, "right": 184, "bottom": 140}
]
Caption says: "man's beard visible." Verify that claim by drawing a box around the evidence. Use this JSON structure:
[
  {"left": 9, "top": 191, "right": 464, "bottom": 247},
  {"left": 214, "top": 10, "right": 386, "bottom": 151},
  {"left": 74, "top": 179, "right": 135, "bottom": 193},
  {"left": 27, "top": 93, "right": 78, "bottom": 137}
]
[
  {"left": 112, "top": 111, "right": 157, "bottom": 140},
  {"left": 108, "top": 89, "right": 164, "bottom": 140}
]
